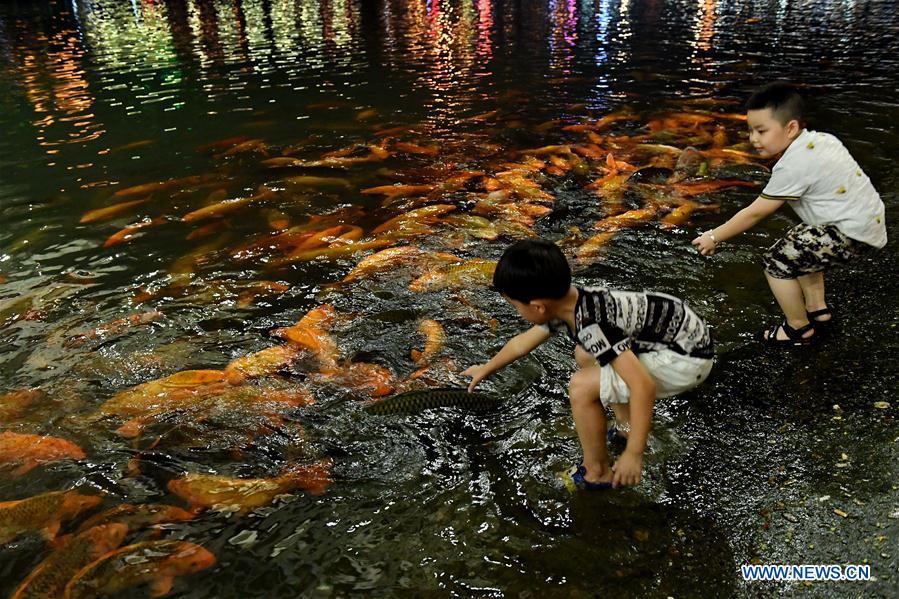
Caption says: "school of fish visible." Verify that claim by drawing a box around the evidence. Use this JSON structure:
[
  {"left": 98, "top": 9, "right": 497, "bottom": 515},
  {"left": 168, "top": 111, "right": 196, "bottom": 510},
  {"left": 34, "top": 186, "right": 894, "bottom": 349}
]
[{"left": 2, "top": 99, "right": 770, "bottom": 596}]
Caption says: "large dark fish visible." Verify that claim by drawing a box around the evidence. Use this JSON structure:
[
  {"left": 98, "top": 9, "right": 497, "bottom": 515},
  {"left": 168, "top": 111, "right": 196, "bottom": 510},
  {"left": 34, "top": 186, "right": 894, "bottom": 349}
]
[{"left": 363, "top": 388, "right": 501, "bottom": 416}]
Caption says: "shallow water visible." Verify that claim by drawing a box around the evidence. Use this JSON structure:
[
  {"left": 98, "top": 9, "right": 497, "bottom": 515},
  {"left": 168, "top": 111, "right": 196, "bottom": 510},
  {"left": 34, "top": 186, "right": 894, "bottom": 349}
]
[{"left": 0, "top": 1, "right": 897, "bottom": 597}]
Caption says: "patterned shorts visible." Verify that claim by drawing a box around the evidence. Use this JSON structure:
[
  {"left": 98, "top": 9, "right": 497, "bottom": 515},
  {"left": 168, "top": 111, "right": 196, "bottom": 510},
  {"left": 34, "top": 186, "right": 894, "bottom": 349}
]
[{"left": 762, "top": 223, "right": 864, "bottom": 279}]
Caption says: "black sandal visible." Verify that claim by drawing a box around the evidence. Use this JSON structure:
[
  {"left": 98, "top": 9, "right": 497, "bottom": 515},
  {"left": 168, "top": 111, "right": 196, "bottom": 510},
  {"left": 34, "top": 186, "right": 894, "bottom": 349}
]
[
  {"left": 760, "top": 319, "right": 816, "bottom": 347},
  {"left": 807, "top": 307, "right": 834, "bottom": 328}
]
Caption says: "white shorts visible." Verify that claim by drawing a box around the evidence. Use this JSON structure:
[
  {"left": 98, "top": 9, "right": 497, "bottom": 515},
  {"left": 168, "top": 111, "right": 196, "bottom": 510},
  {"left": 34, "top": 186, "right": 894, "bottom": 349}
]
[{"left": 599, "top": 349, "right": 713, "bottom": 407}]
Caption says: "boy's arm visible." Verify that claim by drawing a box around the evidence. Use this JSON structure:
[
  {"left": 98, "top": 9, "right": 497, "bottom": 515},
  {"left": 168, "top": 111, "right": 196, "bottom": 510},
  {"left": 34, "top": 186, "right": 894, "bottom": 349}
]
[
  {"left": 608, "top": 350, "right": 656, "bottom": 487},
  {"left": 463, "top": 325, "right": 552, "bottom": 392},
  {"left": 692, "top": 196, "right": 784, "bottom": 256}
]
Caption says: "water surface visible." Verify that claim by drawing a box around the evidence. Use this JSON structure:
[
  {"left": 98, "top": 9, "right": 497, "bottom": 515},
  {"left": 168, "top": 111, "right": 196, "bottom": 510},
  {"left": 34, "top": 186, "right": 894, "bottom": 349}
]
[{"left": 0, "top": 1, "right": 896, "bottom": 597}]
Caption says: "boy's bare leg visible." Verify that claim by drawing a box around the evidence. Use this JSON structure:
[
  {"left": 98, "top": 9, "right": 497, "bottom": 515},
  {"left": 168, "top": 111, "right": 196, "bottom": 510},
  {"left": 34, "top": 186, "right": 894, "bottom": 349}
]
[
  {"left": 764, "top": 272, "right": 814, "bottom": 340},
  {"left": 798, "top": 271, "right": 829, "bottom": 320},
  {"left": 569, "top": 365, "right": 613, "bottom": 483},
  {"left": 611, "top": 403, "right": 630, "bottom": 438}
]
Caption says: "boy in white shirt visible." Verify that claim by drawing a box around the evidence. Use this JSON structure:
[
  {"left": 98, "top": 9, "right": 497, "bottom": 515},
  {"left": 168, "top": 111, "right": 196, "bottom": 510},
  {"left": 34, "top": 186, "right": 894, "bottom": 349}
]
[{"left": 693, "top": 82, "right": 887, "bottom": 346}]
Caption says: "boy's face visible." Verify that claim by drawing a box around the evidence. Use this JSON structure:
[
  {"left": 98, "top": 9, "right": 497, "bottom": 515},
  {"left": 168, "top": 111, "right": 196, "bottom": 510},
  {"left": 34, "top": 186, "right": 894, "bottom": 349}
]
[
  {"left": 747, "top": 107, "right": 800, "bottom": 157},
  {"left": 503, "top": 295, "right": 551, "bottom": 325}
]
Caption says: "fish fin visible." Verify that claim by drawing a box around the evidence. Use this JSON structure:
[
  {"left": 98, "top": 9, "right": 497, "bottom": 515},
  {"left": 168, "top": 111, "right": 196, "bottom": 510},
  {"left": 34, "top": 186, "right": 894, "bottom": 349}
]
[
  {"left": 43, "top": 523, "right": 63, "bottom": 543},
  {"left": 10, "top": 461, "right": 35, "bottom": 477},
  {"left": 149, "top": 575, "right": 174, "bottom": 597}
]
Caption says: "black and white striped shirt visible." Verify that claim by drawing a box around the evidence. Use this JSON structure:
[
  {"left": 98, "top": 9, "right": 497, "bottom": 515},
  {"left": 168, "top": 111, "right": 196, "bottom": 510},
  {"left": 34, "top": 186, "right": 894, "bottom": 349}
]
[{"left": 541, "top": 286, "right": 714, "bottom": 366}]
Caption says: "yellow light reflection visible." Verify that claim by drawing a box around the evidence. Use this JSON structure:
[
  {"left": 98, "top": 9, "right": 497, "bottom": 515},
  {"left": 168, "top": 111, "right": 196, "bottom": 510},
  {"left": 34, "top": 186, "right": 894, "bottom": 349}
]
[{"left": 694, "top": 0, "right": 717, "bottom": 53}]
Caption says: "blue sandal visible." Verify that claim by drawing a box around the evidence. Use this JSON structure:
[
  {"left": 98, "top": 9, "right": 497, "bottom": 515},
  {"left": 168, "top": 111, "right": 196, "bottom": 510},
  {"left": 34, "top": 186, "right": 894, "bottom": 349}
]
[{"left": 559, "top": 463, "right": 613, "bottom": 492}]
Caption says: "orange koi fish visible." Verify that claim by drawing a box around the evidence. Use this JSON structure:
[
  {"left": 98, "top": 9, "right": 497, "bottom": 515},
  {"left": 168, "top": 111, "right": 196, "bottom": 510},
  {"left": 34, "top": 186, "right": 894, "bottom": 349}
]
[
  {"left": 260, "top": 157, "right": 304, "bottom": 168},
  {"left": 114, "top": 384, "right": 314, "bottom": 441},
  {"left": 266, "top": 209, "right": 291, "bottom": 231},
  {"left": 213, "top": 138, "right": 268, "bottom": 159},
  {"left": 702, "top": 147, "right": 762, "bottom": 162},
  {"left": 271, "top": 304, "right": 340, "bottom": 369},
  {"left": 562, "top": 110, "right": 635, "bottom": 132},
  {"left": 338, "top": 246, "right": 462, "bottom": 284},
  {"left": 0, "top": 491, "right": 102, "bottom": 545},
  {"left": 572, "top": 143, "right": 607, "bottom": 160},
  {"left": 114, "top": 175, "right": 214, "bottom": 198},
  {"left": 409, "top": 259, "right": 497, "bottom": 292},
  {"left": 236, "top": 281, "right": 291, "bottom": 307},
  {"left": 0, "top": 432, "right": 86, "bottom": 478},
  {"left": 361, "top": 184, "right": 434, "bottom": 197},
  {"left": 306, "top": 101, "right": 351, "bottom": 110},
  {"left": 103, "top": 217, "right": 168, "bottom": 248},
  {"left": 94, "top": 370, "right": 230, "bottom": 433},
  {"left": 283, "top": 145, "right": 390, "bottom": 168},
  {"left": 181, "top": 186, "right": 277, "bottom": 223},
  {"left": 279, "top": 175, "right": 352, "bottom": 189},
  {"left": 0, "top": 388, "right": 45, "bottom": 421},
  {"left": 393, "top": 141, "right": 439, "bottom": 156},
  {"left": 185, "top": 219, "right": 229, "bottom": 241},
  {"left": 659, "top": 201, "right": 718, "bottom": 229},
  {"left": 441, "top": 214, "right": 500, "bottom": 240},
  {"left": 356, "top": 108, "right": 379, "bottom": 121},
  {"left": 373, "top": 124, "right": 420, "bottom": 137},
  {"left": 370, "top": 204, "right": 457, "bottom": 236},
  {"left": 112, "top": 139, "right": 155, "bottom": 152},
  {"left": 518, "top": 144, "right": 572, "bottom": 157},
  {"left": 75, "top": 503, "right": 195, "bottom": 535},
  {"left": 467, "top": 109, "right": 500, "bottom": 121},
  {"left": 594, "top": 206, "right": 662, "bottom": 231},
  {"left": 10, "top": 523, "right": 128, "bottom": 599},
  {"left": 167, "top": 461, "right": 332, "bottom": 513},
  {"left": 195, "top": 135, "right": 250, "bottom": 154},
  {"left": 411, "top": 319, "right": 445, "bottom": 366},
  {"left": 315, "top": 362, "right": 394, "bottom": 397},
  {"left": 63, "top": 540, "right": 215, "bottom": 598},
  {"left": 670, "top": 179, "right": 758, "bottom": 197},
  {"left": 268, "top": 239, "right": 396, "bottom": 266},
  {"left": 425, "top": 171, "right": 484, "bottom": 200},
  {"left": 293, "top": 225, "right": 364, "bottom": 252},
  {"left": 223, "top": 345, "right": 304, "bottom": 384},
  {"left": 79, "top": 198, "right": 149, "bottom": 224},
  {"left": 575, "top": 231, "right": 617, "bottom": 264}
]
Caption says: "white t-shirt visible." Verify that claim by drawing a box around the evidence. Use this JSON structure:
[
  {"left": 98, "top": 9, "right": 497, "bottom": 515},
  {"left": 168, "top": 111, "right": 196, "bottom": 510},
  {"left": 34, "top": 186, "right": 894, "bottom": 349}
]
[{"left": 760, "top": 129, "right": 886, "bottom": 248}]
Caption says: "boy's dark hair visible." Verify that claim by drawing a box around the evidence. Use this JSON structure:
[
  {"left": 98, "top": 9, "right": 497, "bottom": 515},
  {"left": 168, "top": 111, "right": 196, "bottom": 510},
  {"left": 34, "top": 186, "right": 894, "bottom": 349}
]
[
  {"left": 493, "top": 238, "right": 571, "bottom": 302},
  {"left": 746, "top": 82, "right": 805, "bottom": 127}
]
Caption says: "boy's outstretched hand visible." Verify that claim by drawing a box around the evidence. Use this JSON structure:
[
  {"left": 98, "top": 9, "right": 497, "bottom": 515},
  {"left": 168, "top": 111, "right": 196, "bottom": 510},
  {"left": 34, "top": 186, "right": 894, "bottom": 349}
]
[
  {"left": 611, "top": 450, "right": 643, "bottom": 487},
  {"left": 692, "top": 232, "right": 717, "bottom": 256},
  {"left": 462, "top": 364, "right": 491, "bottom": 392}
]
